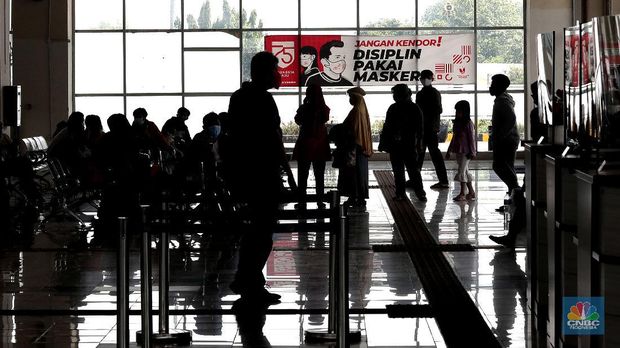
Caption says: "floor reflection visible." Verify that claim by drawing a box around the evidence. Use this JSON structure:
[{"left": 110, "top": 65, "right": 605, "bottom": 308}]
[{"left": 0, "top": 161, "right": 533, "bottom": 347}]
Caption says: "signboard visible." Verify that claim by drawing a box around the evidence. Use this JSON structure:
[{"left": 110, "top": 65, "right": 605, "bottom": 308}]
[{"left": 266, "top": 34, "right": 476, "bottom": 87}]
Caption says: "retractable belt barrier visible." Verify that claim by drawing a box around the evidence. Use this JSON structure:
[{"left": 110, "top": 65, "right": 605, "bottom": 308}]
[
  {"left": 119, "top": 185, "right": 358, "bottom": 347},
  {"left": 304, "top": 191, "right": 361, "bottom": 346},
  {"left": 136, "top": 203, "right": 192, "bottom": 347}
]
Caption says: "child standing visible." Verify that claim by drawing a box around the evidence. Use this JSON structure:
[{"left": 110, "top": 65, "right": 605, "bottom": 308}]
[{"left": 446, "top": 100, "right": 477, "bottom": 201}]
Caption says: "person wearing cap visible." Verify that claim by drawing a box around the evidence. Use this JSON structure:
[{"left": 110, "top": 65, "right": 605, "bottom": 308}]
[
  {"left": 415, "top": 69, "right": 449, "bottom": 189},
  {"left": 337, "top": 86, "right": 373, "bottom": 207},
  {"left": 379, "top": 84, "right": 426, "bottom": 201}
]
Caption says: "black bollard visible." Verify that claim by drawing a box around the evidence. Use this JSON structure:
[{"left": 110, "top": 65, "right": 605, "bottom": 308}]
[
  {"left": 137, "top": 205, "right": 152, "bottom": 347},
  {"left": 117, "top": 217, "right": 129, "bottom": 348}
]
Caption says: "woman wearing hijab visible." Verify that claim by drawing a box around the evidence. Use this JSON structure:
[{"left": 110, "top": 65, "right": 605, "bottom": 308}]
[
  {"left": 338, "top": 87, "right": 373, "bottom": 207},
  {"left": 293, "top": 84, "right": 332, "bottom": 208}
]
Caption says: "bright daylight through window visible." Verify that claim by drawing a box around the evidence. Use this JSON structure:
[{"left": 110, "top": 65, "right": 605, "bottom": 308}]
[{"left": 73, "top": 0, "right": 525, "bottom": 151}]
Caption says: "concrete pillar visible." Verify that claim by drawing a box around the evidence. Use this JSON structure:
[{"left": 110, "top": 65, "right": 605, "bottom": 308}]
[{"left": 12, "top": 0, "right": 71, "bottom": 139}]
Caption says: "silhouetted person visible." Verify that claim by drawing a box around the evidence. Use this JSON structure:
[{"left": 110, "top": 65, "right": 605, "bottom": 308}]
[
  {"left": 292, "top": 84, "right": 331, "bottom": 208},
  {"left": 379, "top": 83, "right": 426, "bottom": 201},
  {"left": 48, "top": 111, "right": 87, "bottom": 175},
  {"left": 85, "top": 115, "right": 104, "bottom": 144},
  {"left": 416, "top": 70, "right": 449, "bottom": 189},
  {"left": 53, "top": 120, "right": 68, "bottom": 138},
  {"left": 446, "top": 100, "right": 477, "bottom": 201},
  {"left": 162, "top": 106, "right": 192, "bottom": 154},
  {"left": 338, "top": 87, "right": 373, "bottom": 208},
  {"left": 191, "top": 112, "right": 221, "bottom": 167},
  {"left": 305, "top": 40, "right": 353, "bottom": 86},
  {"left": 131, "top": 107, "right": 170, "bottom": 156},
  {"left": 489, "top": 74, "right": 520, "bottom": 206},
  {"left": 189, "top": 112, "right": 221, "bottom": 192},
  {"left": 83, "top": 114, "right": 105, "bottom": 187},
  {"left": 225, "top": 51, "right": 285, "bottom": 304},
  {"left": 529, "top": 82, "right": 546, "bottom": 142},
  {"left": 96, "top": 113, "right": 141, "bottom": 240}
]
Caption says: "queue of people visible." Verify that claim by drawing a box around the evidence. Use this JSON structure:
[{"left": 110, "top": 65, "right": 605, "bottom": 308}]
[{"left": 1, "top": 51, "right": 524, "bottom": 303}]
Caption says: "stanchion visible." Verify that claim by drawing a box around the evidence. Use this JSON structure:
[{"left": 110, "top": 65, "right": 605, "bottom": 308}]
[
  {"left": 117, "top": 217, "right": 129, "bottom": 348},
  {"left": 137, "top": 205, "right": 152, "bottom": 347},
  {"left": 304, "top": 192, "right": 361, "bottom": 344},
  {"left": 336, "top": 205, "right": 361, "bottom": 347},
  {"left": 137, "top": 197, "right": 192, "bottom": 345},
  {"left": 305, "top": 191, "right": 339, "bottom": 342}
]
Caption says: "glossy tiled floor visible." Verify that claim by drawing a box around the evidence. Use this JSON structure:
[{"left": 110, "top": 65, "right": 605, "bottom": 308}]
[{"left": 0, "top": 161, "right": 530, "bottom": 347}]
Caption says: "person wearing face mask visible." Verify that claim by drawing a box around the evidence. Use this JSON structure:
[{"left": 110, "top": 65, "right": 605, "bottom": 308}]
[
  {"left": 191, "top": 112, "right": 222, "bottom": 164},
  {"left": 415, "top": 70, "right": 449, "bottom": 189},
  {"left": 305, "top": 40, "right": 353, "bottom": 87},
  {"left": 225, "top": 51, "right": 287, "bottom": 304}
]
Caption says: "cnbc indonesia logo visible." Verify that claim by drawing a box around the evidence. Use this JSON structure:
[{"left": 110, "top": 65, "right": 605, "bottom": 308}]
[{"left": 564, "top": 298, "right": 604, "bottom": 335}]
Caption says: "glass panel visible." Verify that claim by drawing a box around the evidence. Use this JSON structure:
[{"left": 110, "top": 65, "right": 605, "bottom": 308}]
[
  {"left": 126, "top": 0, "right": 181, "bottom": 30},
  {"left": 241, "top": 31, "right": 297, "bottom": 82},
  {"left": 184, "top": 96, "right": 232, "bottom": 135},
  {"left": 363, "top": 93, "right": 394, "bottom": 123},
  {"left": 360, "top": 29, "right": 416, "bottom": 36},
  {"left": 75, "top": 0, "right": 122, "bottom": 30},
  {"left": 126, "top": 33, "right": 182, "bottom": 93},
  {"left": 184, "top": 0, "right": 241, "bottom": 29},
  {"left": 184, "top": 51, "right": 240, "bottom": 92},
  {"left": 477, "top": 0, "right": 523, "bottom": 27},
  {"left": 323, "top": 93, "right": 354, "bottom": 123},
  {"left": 75, "top": 97, "right": 125, "bottom": 131},
  {"left": 273, "top": 94, "right": 300, "bottom": 126},
  {"left": 418, "top": 0, "right": 474, "bottom": 28},
  {"left": 300, "top": 0, "right": 356, "bottom": 28},
  {"left": 126, "top": 96, "right": 183, "bottom": 130},
  {"left": 75, "top": 33, "right": 123, "bottom": 94},
  {"left": 359, "top": 0, "right": 415, "bottom": 28},
  {"left": 184, "top": 32, "right": 239, "bottom": 47},
  {"left": 414, "top": 30, "right": 477, "bottom": 93},
  {"left": 243, "top": 0, "right": 297, "bottom": 28},
  {"left": 477, "top": 30, "right": 524, "bottom": 87}
]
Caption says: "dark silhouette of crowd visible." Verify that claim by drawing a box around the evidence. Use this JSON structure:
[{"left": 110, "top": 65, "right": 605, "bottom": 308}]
[{"left": 1, "top": 51, "right": 534, "bottom": 307}]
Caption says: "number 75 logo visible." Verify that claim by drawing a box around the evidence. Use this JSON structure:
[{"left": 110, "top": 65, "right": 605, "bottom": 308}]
[{"left": 272, "top": 41, "right": 295, "bottom": 68}]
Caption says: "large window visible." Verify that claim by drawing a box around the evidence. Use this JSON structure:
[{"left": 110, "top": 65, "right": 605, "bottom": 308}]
[{"left": 73, "top": 0, "right": 525, "bottom": 151}]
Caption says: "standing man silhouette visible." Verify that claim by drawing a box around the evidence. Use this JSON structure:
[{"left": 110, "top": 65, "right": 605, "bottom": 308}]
[
  {"left": 416, "top": 70, "right": 449, "bottom": 189},
  {"left": 226, "top": 51, "right": 286, "bottom": 303}
]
